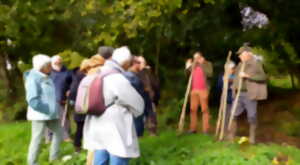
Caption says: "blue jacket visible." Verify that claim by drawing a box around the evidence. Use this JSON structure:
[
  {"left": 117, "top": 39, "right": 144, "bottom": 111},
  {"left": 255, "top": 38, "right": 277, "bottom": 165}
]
[
  {"left": 24, "top": 69, "right": 59, "bottom": 120},
  {"left": 50, "top": 66, "right": 72, "bottom": 102}
]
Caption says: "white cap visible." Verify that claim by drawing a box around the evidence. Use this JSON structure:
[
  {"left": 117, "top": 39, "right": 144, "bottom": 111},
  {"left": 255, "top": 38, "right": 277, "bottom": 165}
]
[
  {"left": 112, "top": 46, "right": 132, "bottom": 65},
  {"left": 32, "top": 54, "right": 51, "bottom": 71}
]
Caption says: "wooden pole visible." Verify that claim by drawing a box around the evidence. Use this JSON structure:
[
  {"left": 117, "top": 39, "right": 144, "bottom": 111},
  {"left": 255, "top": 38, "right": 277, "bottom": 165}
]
[
  {"left": 178, "top": 62, "right": 195, "bottom": 134},
  {"left": 228, "top": 62, "right": 245, "bottom": 129},
  {"left": 215, "top": 51, "right": 232, "bottom": 139},
  {"left": 61, "top": 100, "right": 69, "bottom": 127}
]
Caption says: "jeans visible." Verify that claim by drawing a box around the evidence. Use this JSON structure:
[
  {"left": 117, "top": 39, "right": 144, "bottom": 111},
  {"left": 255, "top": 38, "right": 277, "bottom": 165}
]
[
  {"left": 94, "top": 150, "right": 129, "bottom": 165},
  {"left": 27, "top": 120, "right": 63, "bottom": 165}
]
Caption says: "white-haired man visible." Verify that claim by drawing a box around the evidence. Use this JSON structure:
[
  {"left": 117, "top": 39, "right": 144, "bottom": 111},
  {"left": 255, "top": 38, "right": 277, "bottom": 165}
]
[
  {"left": 83, "top": 46, "right": 144, "bottom": 165},
  {"left": 49, "top": 55, "right": 72, "bottom": 142}
]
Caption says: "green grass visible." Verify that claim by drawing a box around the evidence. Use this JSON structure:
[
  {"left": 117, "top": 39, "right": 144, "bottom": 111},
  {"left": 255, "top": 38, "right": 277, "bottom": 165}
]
[{"left": 1, "top": 122, "right": 300, "bottom": 165}]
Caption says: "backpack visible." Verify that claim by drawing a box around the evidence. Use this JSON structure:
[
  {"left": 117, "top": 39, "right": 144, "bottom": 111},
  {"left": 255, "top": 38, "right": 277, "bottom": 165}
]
[{"left": 75, "top": 69, "right": 119, "bottom": 115}]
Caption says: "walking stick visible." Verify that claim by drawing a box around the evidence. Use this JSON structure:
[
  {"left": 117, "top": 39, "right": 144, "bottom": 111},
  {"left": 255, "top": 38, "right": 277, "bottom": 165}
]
[
  {"left": 219, "top": 51, "right": 233, "bottom": 140},
  {"left": 178, "top": 62, "right": 195, "bottom": 134},
  {"left": 61, "top": 99, "right": 69, "bottom": 127},
  {"left": 228, "top": 62, "right": 246, "bottom": 130},
  {"left": 215, "top": 51, "right": 232, "bottom": 139}
]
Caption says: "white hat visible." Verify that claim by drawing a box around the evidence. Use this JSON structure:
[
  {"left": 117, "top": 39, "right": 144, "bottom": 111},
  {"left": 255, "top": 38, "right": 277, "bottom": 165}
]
[
  {"left": 32, "top": 54, "right": 51, "bottom": 71},
  {"left": 112, "top": 46, "right": 132, "bottom": 65}
]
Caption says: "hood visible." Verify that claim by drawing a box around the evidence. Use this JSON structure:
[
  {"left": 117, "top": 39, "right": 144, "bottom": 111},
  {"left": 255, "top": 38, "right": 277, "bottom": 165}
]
[{"left": 24, "top": 69, "right": 47, "bottom": 82}]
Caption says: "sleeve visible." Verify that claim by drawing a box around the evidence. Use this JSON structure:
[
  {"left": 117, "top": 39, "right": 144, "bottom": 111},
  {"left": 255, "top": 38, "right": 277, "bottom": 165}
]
[
  {"left": 113, "top": 75, "right": 145, "bottom": 117},
  {"left": 203, "top": 61, "right": 213, "bottom": 78},
  {"left": 25, "top": 78, "right": 50, "bottom": 115}
]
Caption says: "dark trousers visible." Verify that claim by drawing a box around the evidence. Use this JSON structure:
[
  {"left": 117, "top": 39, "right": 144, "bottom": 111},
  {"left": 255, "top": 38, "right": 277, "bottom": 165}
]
[{"left": 74, "top": 121, "right": 84, "bottom": 148}]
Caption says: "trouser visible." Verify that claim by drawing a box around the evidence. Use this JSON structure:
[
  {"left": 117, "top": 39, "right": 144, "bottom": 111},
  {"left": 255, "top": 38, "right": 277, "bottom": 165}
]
[
  {"left": 74, "top": 121, "right": 84, "bottom": 148},
  {"left": 146, "top": 103, "right": 157, "bottom": 135},
  {"left": 45, "top": 105, "right": 71, "bottom": 141},
  {"left": 134, "top": 114, "right": 145, "bottom": 137},
  {"left": 27, "top": 120, "right": 62, "bottom": 165},
  {"left": 94, "top": 150, "right": 129, "bottom": 165},
  {"left": 189, "top": 90, "right": 210, "bottom": 133},
  {"left": 234, "top": 92, "right": 257, "bottom": 124}
]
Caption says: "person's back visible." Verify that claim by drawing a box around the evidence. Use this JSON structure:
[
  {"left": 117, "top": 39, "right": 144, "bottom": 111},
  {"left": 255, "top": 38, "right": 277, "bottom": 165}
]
[{"left": 83, "top": 47, "right": 144, "bottom": 164}]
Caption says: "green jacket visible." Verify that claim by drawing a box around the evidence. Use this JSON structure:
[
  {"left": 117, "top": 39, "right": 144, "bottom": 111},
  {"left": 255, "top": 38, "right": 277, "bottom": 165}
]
[{"left": 233, "top": 57, "right": 268, "bottom": 100}]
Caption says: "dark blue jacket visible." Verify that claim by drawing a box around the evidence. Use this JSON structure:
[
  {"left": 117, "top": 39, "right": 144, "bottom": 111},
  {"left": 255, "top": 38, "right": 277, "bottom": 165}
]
[
  {"left": 50, "top": 66, "right": 72, "bottom": 103},
  {"left": 69, "top": 68, "right": 86, "bottom": 122},
  {"left": 123, "top": 71, "right": 153, "bottom": 137}
]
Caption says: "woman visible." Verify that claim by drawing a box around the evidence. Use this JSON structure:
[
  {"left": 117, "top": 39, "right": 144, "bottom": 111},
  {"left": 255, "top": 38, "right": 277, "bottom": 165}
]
[
  {"left": 24, "top": 54, "right": 62, "bottom": 165},
  {"left": 69, "top": 59, "right": 90, "bottom": 152}
]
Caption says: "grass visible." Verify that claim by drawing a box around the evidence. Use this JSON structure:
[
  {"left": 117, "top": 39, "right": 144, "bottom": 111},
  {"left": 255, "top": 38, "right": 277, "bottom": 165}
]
[{"left": 1, "top": 122, "right": 300, "bottom": 165}]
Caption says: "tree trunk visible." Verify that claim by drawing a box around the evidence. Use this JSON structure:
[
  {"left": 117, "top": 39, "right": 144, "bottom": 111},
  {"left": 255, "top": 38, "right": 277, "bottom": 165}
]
[
  {"left": 155, "top": 38, "right": 161, "bottom": 75},
  {"left": 289, "top": 71, "right": 296, "bottom": 89},
  {"left": 0, "top": 53, "right": 11, "bottom": 95}
]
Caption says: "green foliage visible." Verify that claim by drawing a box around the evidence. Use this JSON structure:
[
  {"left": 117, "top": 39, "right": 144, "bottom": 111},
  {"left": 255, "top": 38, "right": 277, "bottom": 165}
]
[{"left": 58, "top": 50, "right": 85, "bottom": 69}]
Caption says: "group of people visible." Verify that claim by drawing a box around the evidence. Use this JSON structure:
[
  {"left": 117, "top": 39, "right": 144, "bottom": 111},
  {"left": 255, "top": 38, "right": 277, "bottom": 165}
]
[
  {"left": 24, "top": 42, "right": 267, "bottom": 165},
  {"left": 186, "top": 45, "right": 267, "bottom": 144},
  {"left": 24, "top": 46, "right": 160, "bottom": 165}
]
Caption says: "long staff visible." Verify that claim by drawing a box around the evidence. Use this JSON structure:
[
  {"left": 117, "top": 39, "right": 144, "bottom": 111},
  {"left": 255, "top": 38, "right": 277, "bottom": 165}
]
[
  {"left": 228, "top": 62, "right": 246, "bottom": 129},
  {"left": 178, "top": 62, "right": 195, "bottom": 134},
  {"left": 61, "top": 99, "right": 69, "bottom": 127},
  {"left": 219, "top": 51, "right": 233, "bottom": 140},
  {"left": 215, "top": 51, "right": 232, "bottom": 138}
]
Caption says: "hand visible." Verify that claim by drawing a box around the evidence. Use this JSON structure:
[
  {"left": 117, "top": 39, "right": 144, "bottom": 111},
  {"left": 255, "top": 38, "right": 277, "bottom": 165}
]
[
  {"left": 239, "top": 72, "right": 250, "bottom": 78},
  {"left": 66, "top": 90, "right": 70, "bottom": 97}
]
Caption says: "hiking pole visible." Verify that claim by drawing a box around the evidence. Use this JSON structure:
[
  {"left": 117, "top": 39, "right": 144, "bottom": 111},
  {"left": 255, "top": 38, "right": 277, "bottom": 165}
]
[
  {"left": 61, "top": 98, "right": 69, "bottom": 127},
  {"left": 219, "top": 51, "right": 233, "bottom": 140},
  {"left": 228, "top": 62, "right": 246, "bottom": 130},
  {"left": 178, "top": 62, "right": 195, "bottom": 134},
  {"left": 215, "top": 51, "right": 232, "bottom": 138}
]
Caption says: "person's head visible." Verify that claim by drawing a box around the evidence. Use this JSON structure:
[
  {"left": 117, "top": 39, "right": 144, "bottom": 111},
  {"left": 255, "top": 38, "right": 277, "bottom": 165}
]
[
  {"left": 226, "top": 61, "right": 236, "bottom": 74},
  {"left": 51, "top": 55, "right": 63, "bottom": 71},
  {"left": 79, "top": 59, "right": 91, "bottom": 74},
  {"left": 129, "top": 56, "right": 141, "bottom": 72},
  {"left": 136, "top": 56, "right": 147, "bottom": 71},
  {"left": 237, "top": 46, "right": 253, "bottom": 62},
  {"left": 33, "top": 54, "right": 52, "bottom": 75},
  {"left": 98, "top": 46, "right": 114, "bottom": 60},
  {"left": 89, "top": 54, "right": 105, "bottom": 68},
  {"left": 112, "top": 46, "right": 132, "bottom": 70},
  {"left": 193, "top": 51, "right": 205, "bottom": 64}
]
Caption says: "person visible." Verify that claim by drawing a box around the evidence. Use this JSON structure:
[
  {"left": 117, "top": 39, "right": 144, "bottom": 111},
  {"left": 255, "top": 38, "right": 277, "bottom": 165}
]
[
  {"left": 49, "top": 55, "right": 73, "bottom": 142},
  {"left": 85, "top": 47, "right": 113, "bottom": 165},
  {"left": 216, "top": 61, "right": 236, "bottom": 136},
  {"left": 83, "top": 46, "right": 144, "bottom": 165},
  {"left": 186, "top": 51, "right": 213, "bottom": 134},
  {"left": 24, "top": 54, "right": 62, "bottom": 165},
  {"left": 123, "top": 56, "right": 153, "bottom": 137},
  {"left": 69, "top": 59, "right": 90, "bottom": 152},
  {"left": 228, "top": 45, "right": 267, "bottom": 144},
  {"left": 136, "top": 56, "right": 160, "bottom": 136}
]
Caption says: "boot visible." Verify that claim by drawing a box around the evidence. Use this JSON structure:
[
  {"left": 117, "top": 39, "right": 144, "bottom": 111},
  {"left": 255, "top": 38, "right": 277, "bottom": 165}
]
[
  {"left": 249, "top": 124, "right": 257, "bottom": 144},
  {"left": 227, "top": 119, "right": 237, "bottom": 142}
]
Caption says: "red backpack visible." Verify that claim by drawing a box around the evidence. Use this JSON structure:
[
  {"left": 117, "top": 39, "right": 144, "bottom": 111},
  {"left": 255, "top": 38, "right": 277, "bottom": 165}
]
[{"left": 75, "top": 69, "right": 119, "bottom": 115}]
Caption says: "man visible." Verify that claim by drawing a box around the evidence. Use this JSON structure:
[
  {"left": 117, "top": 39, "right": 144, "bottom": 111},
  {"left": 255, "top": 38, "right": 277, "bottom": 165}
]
[
  {"left": 83, "top": 46, "right": 144, "bottom": 165},
  {"left": 228, "top": 45, "right": 267, "bottom": 144},
  {"left": 136, "top": 56, "right": 160, "bottom": 136},
  {"left": 187, "top": 51, "right": 213, "bottom": 134},
  {"left": 50, "top": 55, "right": 72, "bottom": 142},
  {"left": 124, "top": 56, "right": 153, "bottom": 137}
]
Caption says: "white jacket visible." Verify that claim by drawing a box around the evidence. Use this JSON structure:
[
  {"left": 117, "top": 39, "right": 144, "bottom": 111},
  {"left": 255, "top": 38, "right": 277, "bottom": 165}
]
[{"left": 83, "top": 60, "right": 144, "bottom": 158}]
